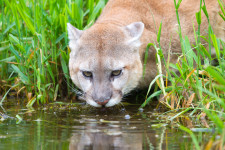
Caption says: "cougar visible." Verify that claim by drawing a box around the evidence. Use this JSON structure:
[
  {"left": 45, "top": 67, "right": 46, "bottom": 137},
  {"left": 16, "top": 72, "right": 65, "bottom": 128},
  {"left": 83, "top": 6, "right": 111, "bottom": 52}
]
[{"left": 67, "top": 0, "right": 225, "bottom": 107}]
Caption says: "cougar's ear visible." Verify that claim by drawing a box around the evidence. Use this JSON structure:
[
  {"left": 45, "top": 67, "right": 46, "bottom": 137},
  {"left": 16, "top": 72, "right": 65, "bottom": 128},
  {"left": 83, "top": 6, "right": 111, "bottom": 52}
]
[
  {"left": 67, "top": 23, "right": 83, "bottom": 49},
  {"left": 123, "top": 22, "right": 144, "bottom": 47}
]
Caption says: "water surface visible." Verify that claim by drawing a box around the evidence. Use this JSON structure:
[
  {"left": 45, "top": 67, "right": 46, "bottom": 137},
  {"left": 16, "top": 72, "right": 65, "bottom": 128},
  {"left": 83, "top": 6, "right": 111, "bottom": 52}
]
[{"left": 0, "top": 99, "right": 211, "bottom": 150}]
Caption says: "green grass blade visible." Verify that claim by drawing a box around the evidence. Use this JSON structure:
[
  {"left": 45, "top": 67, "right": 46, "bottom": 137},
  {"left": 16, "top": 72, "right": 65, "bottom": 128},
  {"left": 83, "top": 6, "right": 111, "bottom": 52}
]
[
  {"left": 218, "top": 0, "right": 225, "bottom": 21},
  {"left": 211, "top": 34, "right": 220, "bottom": 59},
  {"left": 169, "top": 108, "right": 192, "bottom": 121},
  {"left": 203, "top": 108, "right": 224, "bottom": 133},
  {"left": 179, "top": 125, "right": 201, "bottom": 150},
  {"left": 157, "top": 22, "right": 162, "bottom": 43},
  {"left": 9, "top": 45, "right": 22, "bottom": 60},
  {"left": 0, "top": 84, "right": 20, "bottom": 105},
  {"left": 143, "top": 43, "right": 154, "bottom": 79},
  {"left": 86, "top": 0, "right": 105, "bottom": 28},
  {"left": 16, "top": 4, "right": 36, "bottom": 35},
  {"left": 11, "top": 64, "right": 29, "bottom": 84},
  {"left": 206, "top": 66, "right": 225, "bottom": 85},
  {"left": 0, "top": 45, "right": 10, "bottom": 52},
  {"left": 3, "top": 22, "right": 16, "bottom": 35},
  {"left": 0, "top": 56, "right": 16, "bottom": 62}
]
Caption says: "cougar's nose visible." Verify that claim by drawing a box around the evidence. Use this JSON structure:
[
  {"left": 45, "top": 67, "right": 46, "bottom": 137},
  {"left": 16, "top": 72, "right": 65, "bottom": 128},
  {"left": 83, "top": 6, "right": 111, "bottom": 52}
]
[
  {"left": 96, "top": 99, "right": 110, "bottom": 105},
  {"left": 92, "top": 81, "right": 112, "bottom": 106},
  {"left": 93, "top": 95, "right": 112, "bottom": 106}
]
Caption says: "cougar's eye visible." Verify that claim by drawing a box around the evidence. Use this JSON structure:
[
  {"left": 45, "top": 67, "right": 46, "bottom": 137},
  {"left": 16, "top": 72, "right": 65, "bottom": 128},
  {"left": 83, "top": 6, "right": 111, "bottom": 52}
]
[
  {"left": 82, "top": 71, "right": 92, "bottom": 78},
  {"left": 111, "top": 70, "right": 122, "bottom": 77}
]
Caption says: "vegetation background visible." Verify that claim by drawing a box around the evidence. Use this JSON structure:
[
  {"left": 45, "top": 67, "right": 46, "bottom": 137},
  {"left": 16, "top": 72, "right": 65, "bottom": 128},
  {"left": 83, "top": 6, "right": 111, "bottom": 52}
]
[
  {"left": 0, "top": 0, "right": 225, "bottom": 149},
  {"left": 0, "top": 0, "right": 108, "bottom": 106}
]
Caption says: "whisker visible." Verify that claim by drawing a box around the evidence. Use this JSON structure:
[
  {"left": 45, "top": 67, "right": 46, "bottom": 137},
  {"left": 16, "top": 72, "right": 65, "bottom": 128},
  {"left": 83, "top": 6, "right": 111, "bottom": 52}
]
[
  {"left": 63, "top": 78, "right": 84, "bottom": 96},
  {"left": 119, "top": 101, "right": 125, "bottom": 108},
  {"left": 121, "top": 93, "right": 132, "bottom": 101}
]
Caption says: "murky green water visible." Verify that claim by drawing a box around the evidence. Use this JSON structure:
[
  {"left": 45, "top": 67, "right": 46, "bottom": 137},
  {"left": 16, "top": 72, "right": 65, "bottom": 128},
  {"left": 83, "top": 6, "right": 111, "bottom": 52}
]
[{"left": 0, "top": 99, "right": 212, "bottom": 150}]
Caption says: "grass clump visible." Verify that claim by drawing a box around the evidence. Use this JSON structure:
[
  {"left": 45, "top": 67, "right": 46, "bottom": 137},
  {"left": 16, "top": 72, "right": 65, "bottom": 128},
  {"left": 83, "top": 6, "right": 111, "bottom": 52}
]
[
  {"left": 141, "top": 0, "right": 225, "bottom": 148},
  {"left": 0, "top": 0, "right": 107, "bottom": 105}
]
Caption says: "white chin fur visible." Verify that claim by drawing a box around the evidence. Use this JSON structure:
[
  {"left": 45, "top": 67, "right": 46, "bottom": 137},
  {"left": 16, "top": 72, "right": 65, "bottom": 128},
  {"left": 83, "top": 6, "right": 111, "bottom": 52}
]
[
  {"left": 105, "top": 96, "right": 121, "bottom": 107},
  {"left": 86, "top": 96, "right": 121, "bottom": 107},
  {"left": 86, "top": 100, "right": 101, "bottom": 107}
]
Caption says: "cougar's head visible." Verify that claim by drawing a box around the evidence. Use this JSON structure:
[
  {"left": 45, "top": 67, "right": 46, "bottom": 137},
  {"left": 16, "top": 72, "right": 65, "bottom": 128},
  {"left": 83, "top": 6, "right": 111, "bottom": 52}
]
[{"left": 67, "top": 22, "right": 144, "bottom": 107}]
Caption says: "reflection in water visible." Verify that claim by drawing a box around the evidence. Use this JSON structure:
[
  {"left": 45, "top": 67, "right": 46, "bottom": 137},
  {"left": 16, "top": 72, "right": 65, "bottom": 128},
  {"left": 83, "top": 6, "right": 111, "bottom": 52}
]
[
  {"left": 70, "top": 132, "right": 142, "bottom": 150},
  {"left": 69, "top": 124, "right": 143, "bottom": 150},
  {"left": 0, "top": 101, "right": 212, "bottom": 150},
  {"left": 68, "top": 114, "right": 166, "bottom": 150}
]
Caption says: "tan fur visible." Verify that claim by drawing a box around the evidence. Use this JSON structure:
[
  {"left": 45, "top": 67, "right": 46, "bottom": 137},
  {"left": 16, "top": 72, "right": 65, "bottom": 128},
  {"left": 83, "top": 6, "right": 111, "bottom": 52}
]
[{"left": 68, "top": 0, "right": 225, "bottom": 107}]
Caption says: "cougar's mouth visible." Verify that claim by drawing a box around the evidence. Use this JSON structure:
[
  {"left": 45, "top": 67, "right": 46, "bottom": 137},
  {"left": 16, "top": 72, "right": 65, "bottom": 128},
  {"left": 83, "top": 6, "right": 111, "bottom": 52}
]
[{"left": 81, "top": 90, "right": 123, "bottom": 107}]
